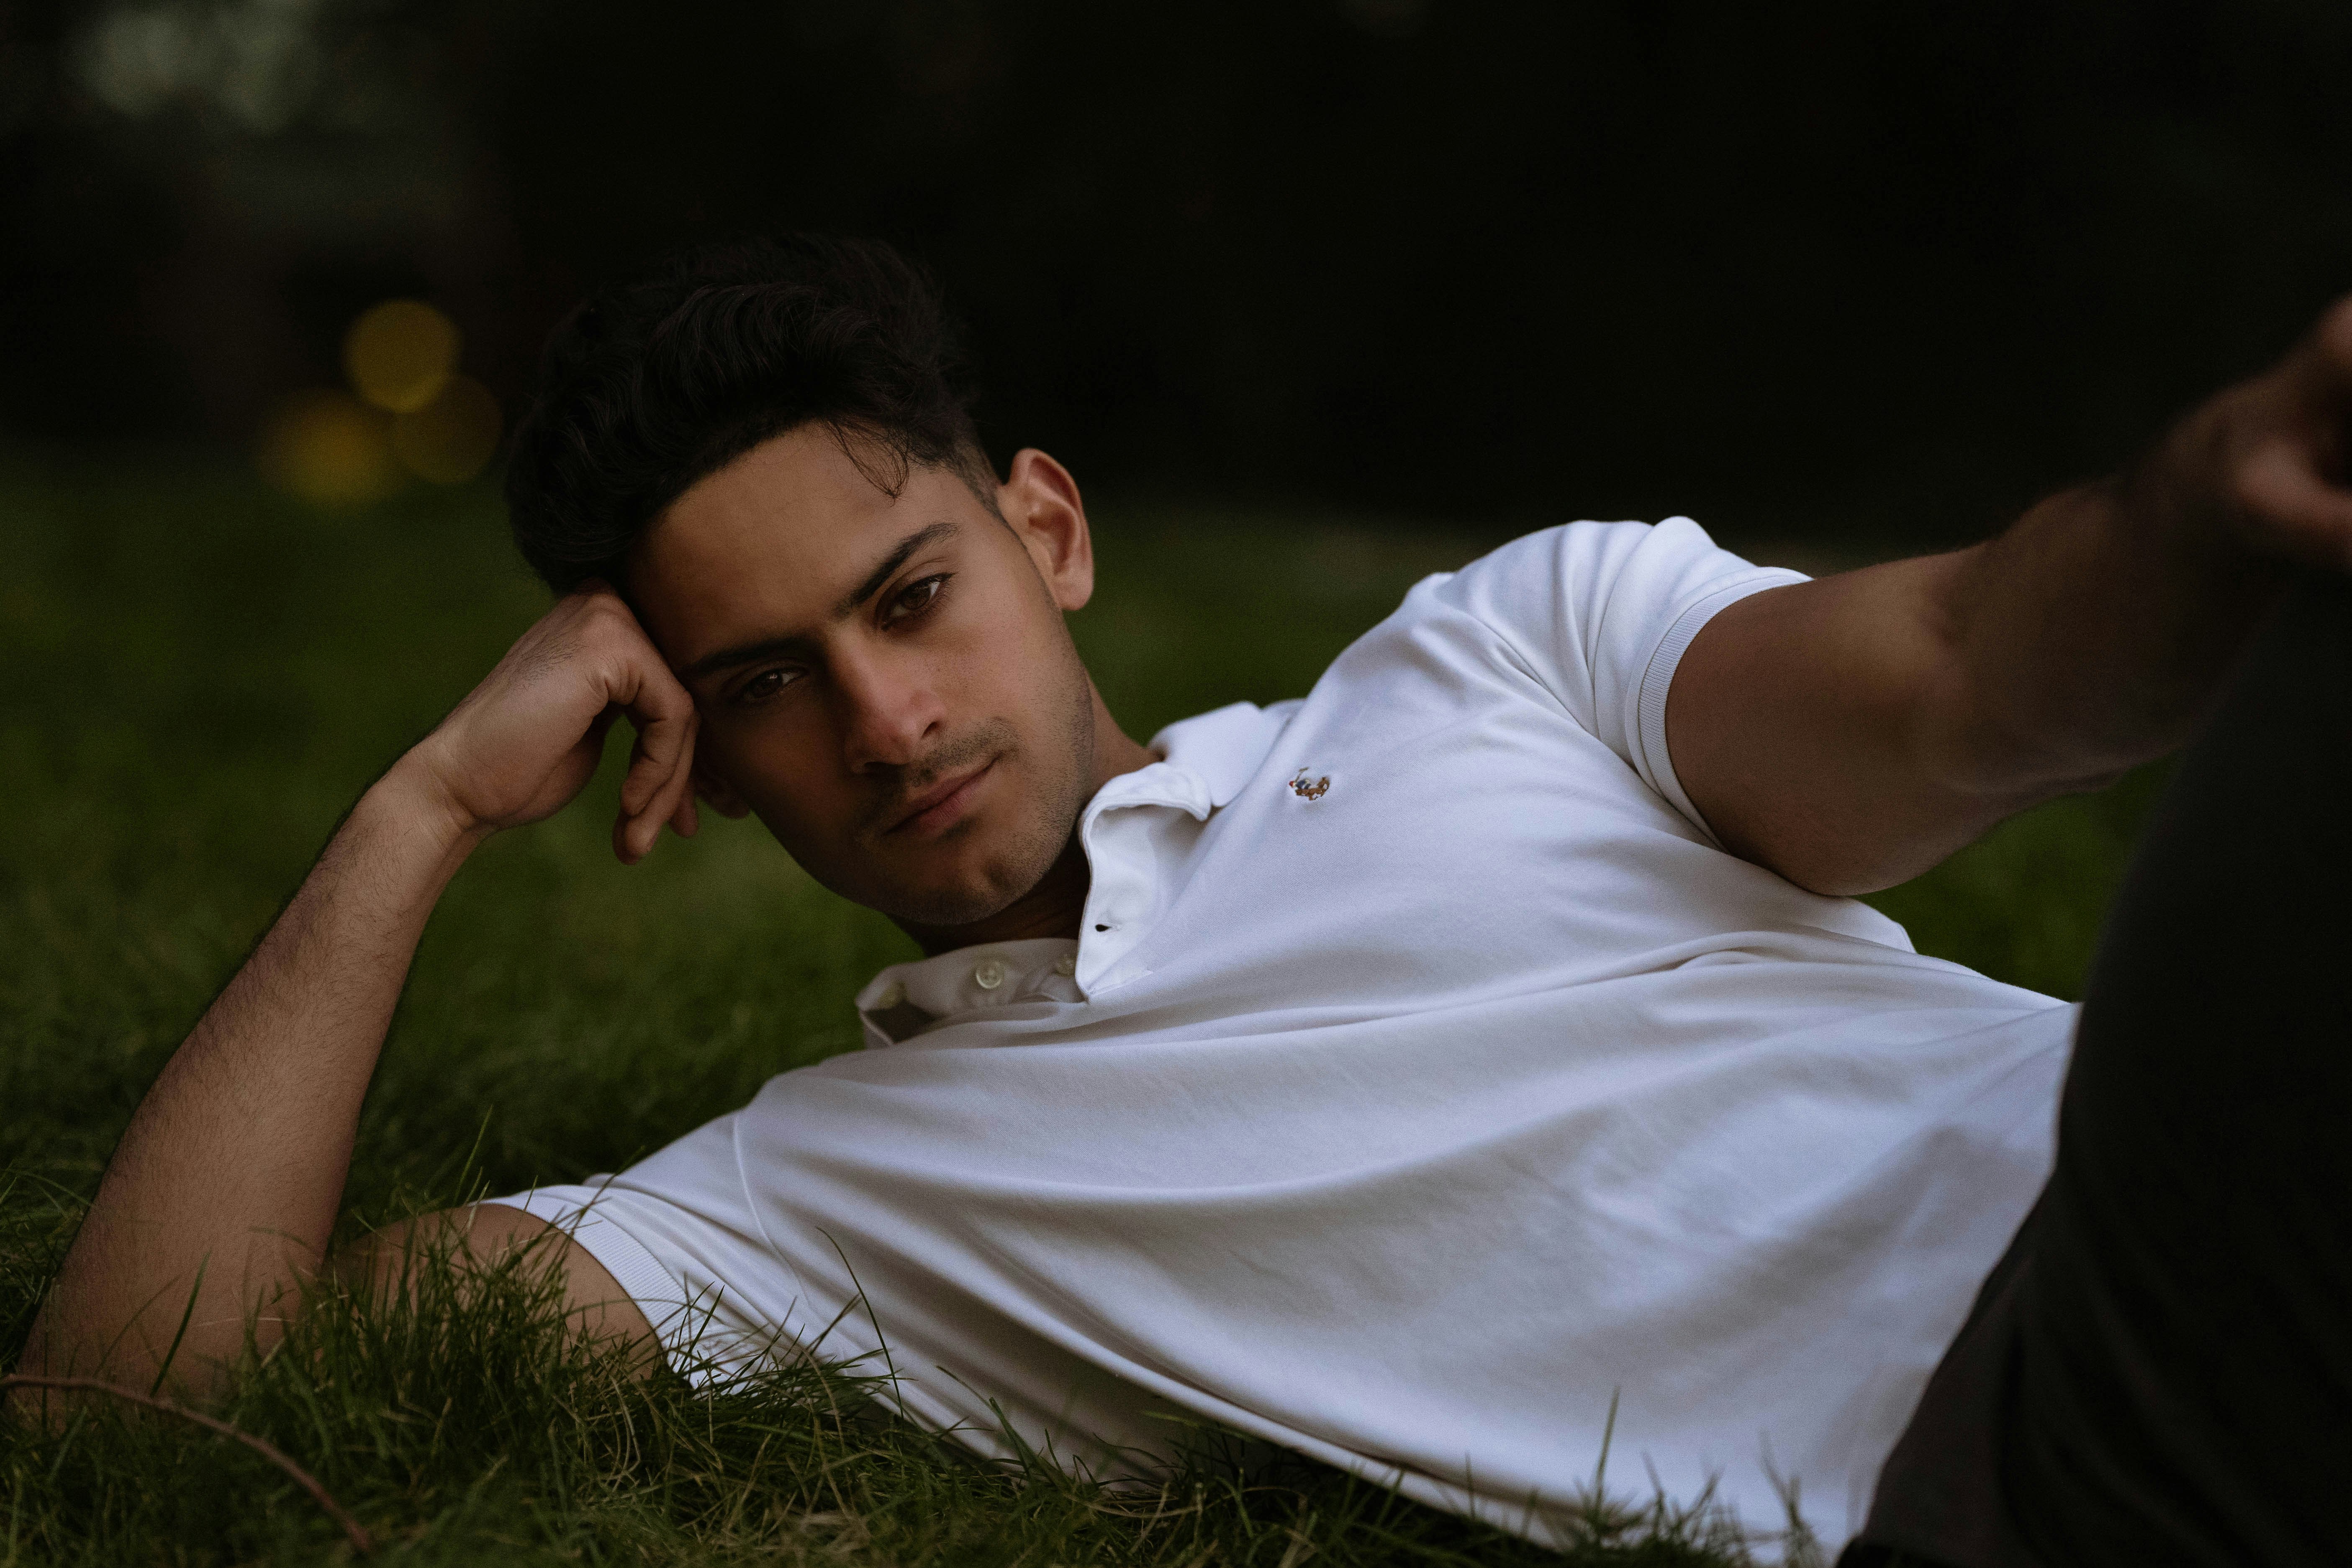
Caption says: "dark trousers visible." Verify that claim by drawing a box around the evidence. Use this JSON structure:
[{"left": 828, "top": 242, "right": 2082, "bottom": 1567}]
[{"left": 1846, "top": 576, "right": 2352, "bottom": 1567}]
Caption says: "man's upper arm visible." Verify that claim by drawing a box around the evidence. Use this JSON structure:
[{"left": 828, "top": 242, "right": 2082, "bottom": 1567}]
[
  {"left": 1664, "top": 548, "right": 2047, "bottom": 896},
  {"left": 336, "top": 1204, "right": 658, "bottom": 1358}
]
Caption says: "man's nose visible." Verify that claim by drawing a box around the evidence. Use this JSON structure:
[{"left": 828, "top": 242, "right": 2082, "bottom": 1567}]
[{"left": 834, "top": 646, "right": 946, "bottom": 772}]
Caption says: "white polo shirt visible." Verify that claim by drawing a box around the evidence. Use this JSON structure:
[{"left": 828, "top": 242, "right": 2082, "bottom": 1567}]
[{"left": 499, "top": 519, "right": 2071, "bottom": 1555}]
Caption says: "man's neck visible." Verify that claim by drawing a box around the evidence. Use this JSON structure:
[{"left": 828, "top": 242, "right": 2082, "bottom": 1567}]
[{"left": 896, "top": 694, "right": 1155, "bottom": 957}]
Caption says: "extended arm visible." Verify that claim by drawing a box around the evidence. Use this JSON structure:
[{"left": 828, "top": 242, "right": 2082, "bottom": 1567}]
[
  {"left": 1671, "top": 300, "right": 2352, "bottom": 896},
  {"left": 15, "top": 588, "right": 698, "bottom": 1399}
]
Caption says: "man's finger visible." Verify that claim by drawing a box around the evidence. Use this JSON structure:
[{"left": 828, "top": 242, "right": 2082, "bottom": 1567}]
[
  {"left": 567, "top": 599, "right": 701, "bottom": 862},
  {"left": 617, "top": 714, "right": 691, "bottom": 819},
  {"left": 2235, "top": 438, "right": 2352, "bottom": 572},
  {"left": 609, "top": 652, "right": 697, "bottom": 821},
  {"left": 641, "top": 710, "right": 701, "bottom": 850},
  {"left": 613, "top": 724, "right": 692, "bottom": 862}
]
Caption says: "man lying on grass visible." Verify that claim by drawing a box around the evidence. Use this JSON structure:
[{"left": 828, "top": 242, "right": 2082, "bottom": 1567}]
[{"left": 18, "top": 235, "right": 2352, "bottom": 1566}]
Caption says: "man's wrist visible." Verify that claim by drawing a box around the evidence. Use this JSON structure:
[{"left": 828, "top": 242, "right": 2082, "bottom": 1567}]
[{"left": 362, "top": 752, "right": 496, "bottom": 873}]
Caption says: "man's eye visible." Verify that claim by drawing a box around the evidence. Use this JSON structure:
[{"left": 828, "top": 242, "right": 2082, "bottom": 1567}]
[
  {"left": 884, "top": 574, "right": 949, "bottom": 624},
  {"left": 734, "top": 668, "right": 800, "bottom": 705}
]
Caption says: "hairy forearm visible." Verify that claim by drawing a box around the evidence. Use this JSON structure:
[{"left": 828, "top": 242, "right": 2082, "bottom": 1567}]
[
  {"left": 1676, "top": 461, "right": 2291, "bottom": 898},
  {"left": 1665, "top": 304, "right": 2352, "bottom": 898},
  {"left": 12, "top": 583, "right": 701, "bottom": 1405},
  {"left": 16, "top": 760, "right": 484, "bottom": 1396},
  {"left": 1926, "top": 470, "right": 2287, "bottom": 798}
]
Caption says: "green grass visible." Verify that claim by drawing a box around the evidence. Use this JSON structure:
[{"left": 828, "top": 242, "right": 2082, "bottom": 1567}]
[{"left": 0, "top": 454, "right": 2154, "bottom": 1564}]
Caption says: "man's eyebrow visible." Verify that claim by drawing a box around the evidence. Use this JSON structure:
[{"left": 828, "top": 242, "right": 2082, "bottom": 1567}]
[
  {"left": 833, "top": 521, "right": 957, "bottom": 619},
  {"left": 678, "top": 634, "right": 802, "bottom": 683},
  {"left": 675, "top": 522, "right": 960, "bottom": 683}
]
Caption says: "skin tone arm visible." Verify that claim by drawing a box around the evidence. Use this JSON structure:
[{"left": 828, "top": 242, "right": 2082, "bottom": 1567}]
[
  {"left": 1672, "top": 298, "right": 2352, "bottom": 896},
  {"left": 12, "top": 590, "right": 694, "bottom": 1399}
]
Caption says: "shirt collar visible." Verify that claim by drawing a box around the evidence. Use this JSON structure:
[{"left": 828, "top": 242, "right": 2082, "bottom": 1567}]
[
  {"left": 854, "top": 937, "right": 1081, "bottom": 1046},
  {"left": 1145, "top": 701, "right": 1293, "bottom": 811}
]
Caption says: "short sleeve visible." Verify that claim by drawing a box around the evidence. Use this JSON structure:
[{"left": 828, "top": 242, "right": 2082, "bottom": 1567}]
[
  {"left": 483, "top": 1108, "right": 821, "bottom": 1386},
  {"left": 1430, "top": 519, "right": 1806, "bottom": 841}
]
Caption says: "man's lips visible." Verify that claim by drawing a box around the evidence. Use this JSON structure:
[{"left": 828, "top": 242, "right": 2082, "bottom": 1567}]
[{"left": 883, "top": 757, "right": 997, "bottom": 837}]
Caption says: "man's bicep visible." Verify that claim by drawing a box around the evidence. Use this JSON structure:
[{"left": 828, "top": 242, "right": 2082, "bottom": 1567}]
[
  {"left": 1663, "top": 549, "right": 2023, "bottom": 896},
  {"left": 334, "top": 1204, "right": 658, "bottom": 1359}
]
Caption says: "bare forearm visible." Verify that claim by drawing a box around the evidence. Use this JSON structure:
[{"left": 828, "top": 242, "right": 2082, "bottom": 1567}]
[
  {"left": 1673, "top": 324, "right": 2348, "bottom": 899},
  {"left": 17, "top": 761, "right": 483, "bottom": 1393},
  {"left": 1928, "top": 471, "right": 2287, "bottom": 798},
  {"left": 14, "top": 583, "right": 701, "bottom": 1404},
  {"left": 1674, "top": 492, "right": 2278, "bottom": 896},
  {"left": 1923, "top": 302, "right": 2352, "bottom": 803}
]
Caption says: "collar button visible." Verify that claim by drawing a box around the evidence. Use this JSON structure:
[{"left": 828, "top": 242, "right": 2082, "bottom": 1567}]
[{"left": 971, "top": 958, "right": 1008, "bottom": 991}]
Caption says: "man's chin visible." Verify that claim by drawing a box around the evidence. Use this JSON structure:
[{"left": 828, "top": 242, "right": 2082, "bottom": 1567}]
[
  {"left": 866, "top": 836, "right": 1079, "bottom": 946},
  {"left": 863, "top": 847, "right": 1042, "bottom": 932}
]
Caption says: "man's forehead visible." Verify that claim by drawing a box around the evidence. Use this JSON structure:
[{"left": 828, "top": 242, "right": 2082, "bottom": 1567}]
[
  {"left": 631, "top": 429, "right": 976, "bottom": 661},
  {"left": 654, "top": 427, "right": 909, "bottom": 565}
]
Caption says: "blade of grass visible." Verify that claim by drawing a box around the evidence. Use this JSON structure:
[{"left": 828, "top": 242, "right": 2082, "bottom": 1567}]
[{"left": 0, "top": 1372, "right": 377, "bottom": 1555}]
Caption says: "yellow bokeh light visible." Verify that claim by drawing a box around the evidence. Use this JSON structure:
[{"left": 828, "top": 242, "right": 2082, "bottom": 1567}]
[
  {"left": 257, "top": 390, "right": 400, "bottom": 506},
  {"left": 391, "top": 375, "right": 503, "bottom": 484},
  {"left": 343, "top": 299, "right": 460, "bottom": 413}
]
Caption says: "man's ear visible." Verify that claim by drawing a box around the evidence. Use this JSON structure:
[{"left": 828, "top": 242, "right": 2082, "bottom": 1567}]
[
  {"left": 998, "top": 448, "right": 1094, "bottom": 612},
  {"left": 693, "top": 759, "right": 752, "bottom": 819}
]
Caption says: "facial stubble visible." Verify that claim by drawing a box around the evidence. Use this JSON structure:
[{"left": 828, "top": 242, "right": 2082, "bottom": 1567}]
[{"left": 868, "top": 640, "right": 1100, "bottom": 929}]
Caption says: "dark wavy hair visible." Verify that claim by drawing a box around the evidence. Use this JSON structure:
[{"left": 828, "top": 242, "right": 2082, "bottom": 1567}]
[{"left": 503, "top": 234, "right": 991, "bottom": 595}]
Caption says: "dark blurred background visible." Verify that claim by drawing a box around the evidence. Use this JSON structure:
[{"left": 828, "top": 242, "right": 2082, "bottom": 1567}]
[{"left": 6, "top": 0, "right": 2352, "bottom": 544}]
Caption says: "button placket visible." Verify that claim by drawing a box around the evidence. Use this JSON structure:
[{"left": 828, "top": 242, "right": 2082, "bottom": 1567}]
[{"left": 1076, "top": 799, "right": 1182, "bottom": 993}]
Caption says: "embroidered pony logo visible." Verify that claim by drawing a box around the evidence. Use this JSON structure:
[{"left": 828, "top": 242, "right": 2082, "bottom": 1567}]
[{"left": 1289, "top": 768, "right": 1331, "bottom": 801}]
